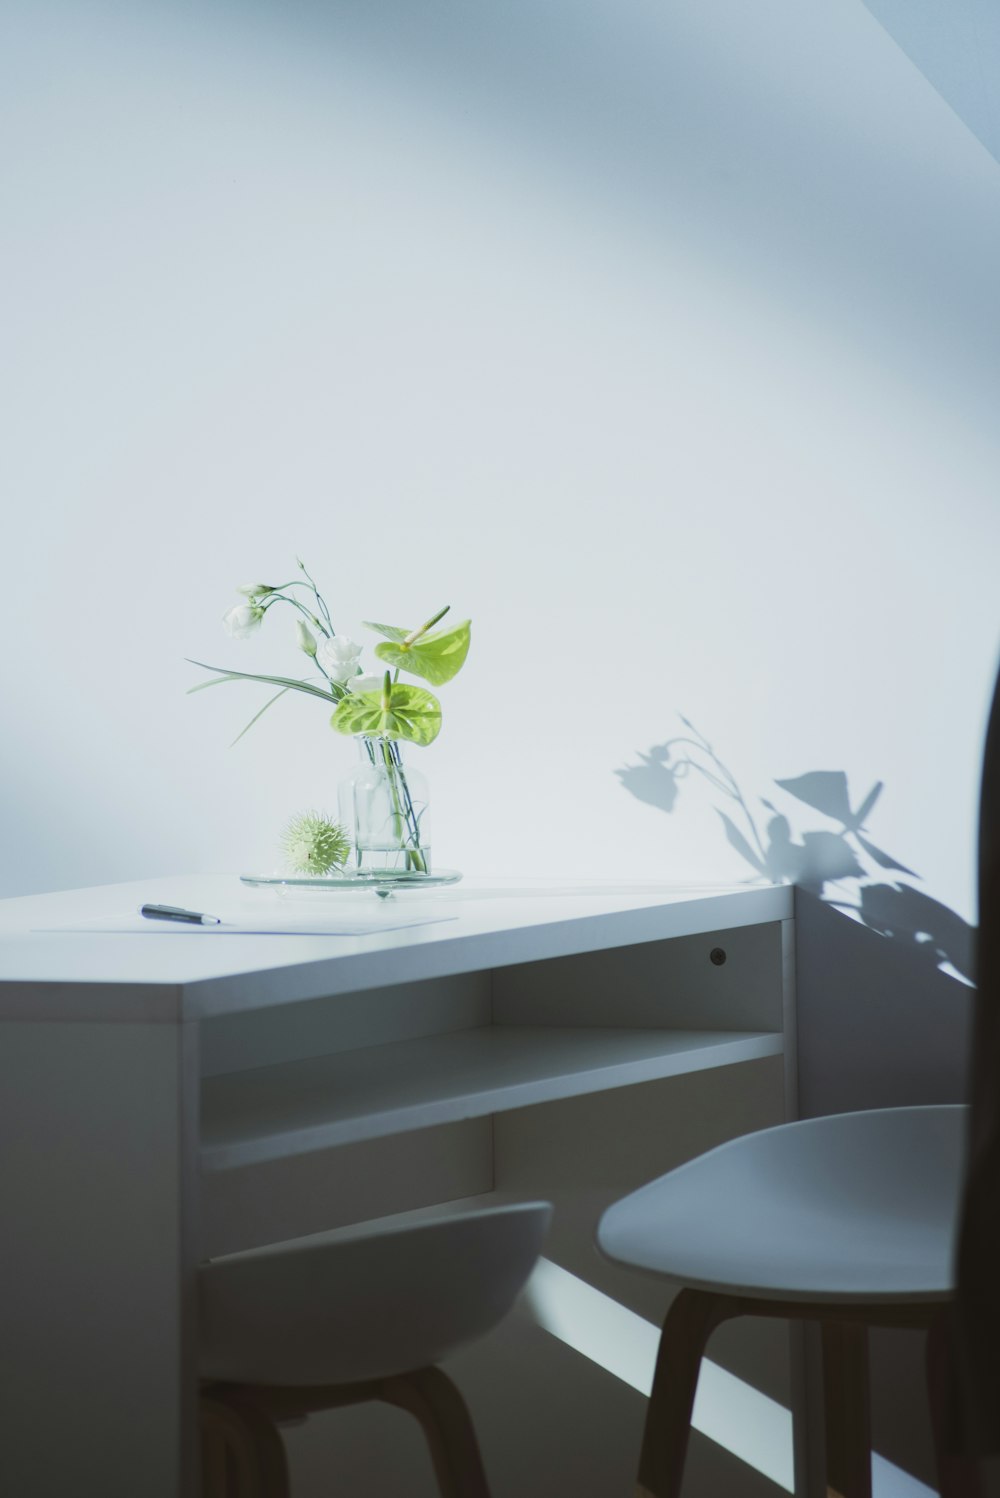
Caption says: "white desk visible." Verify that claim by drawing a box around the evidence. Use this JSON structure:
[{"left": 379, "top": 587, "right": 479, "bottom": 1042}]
[{"left": 0, "top": 874, "right": 794, "bottom": 1497}]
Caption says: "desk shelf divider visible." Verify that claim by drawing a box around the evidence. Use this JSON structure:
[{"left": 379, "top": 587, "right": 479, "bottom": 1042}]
[{"left": 201, "top": 1024, "right": 783, "bottom": 1171}]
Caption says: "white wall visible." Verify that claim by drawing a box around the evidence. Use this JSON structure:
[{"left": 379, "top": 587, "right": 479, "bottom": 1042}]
[
  {"left": 3, "top": 0, "right": 998, "bottom": 915},
  {"left": 864, "top": 0, "right": 1000, "bottom": 163}
]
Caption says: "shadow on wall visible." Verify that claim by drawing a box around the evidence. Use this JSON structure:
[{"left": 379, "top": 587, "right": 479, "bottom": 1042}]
[
  {"left": 618, "top": 716, "right": 973, "bottom": 979},
  {"left": 617, "top": 717, "right": 975, "bottom": 1116}
]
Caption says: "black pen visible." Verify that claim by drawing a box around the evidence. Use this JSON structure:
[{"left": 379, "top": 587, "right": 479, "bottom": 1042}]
[{"left": 140, "top": 903, "right": 221, "bottom": 926}]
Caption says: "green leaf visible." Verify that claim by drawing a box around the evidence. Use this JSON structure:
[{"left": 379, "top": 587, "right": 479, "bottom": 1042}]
[
  {"left": 185, "top": 660, "right": 336, "bottom": 702},
  {"left": 372, "top": 619, "right": 471, "bottom": 686},
  {"left": 230, "top": 687, "right": 290, "bottom": 747},
  {"left": 330, "top": 683, "right": 442, "bottom": 745},
  {"left": 362, "top": 621, "right": 410, "bottom": 644}
]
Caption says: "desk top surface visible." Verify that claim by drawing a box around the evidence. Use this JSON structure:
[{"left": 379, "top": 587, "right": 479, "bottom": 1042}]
[{"left": 0, "top": 873, "right": 792, "bottom": 1022}]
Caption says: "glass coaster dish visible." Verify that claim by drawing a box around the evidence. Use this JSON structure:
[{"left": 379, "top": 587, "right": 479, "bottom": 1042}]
[{"left": 241, "top": 869, "right": 463, "bottom": 899}]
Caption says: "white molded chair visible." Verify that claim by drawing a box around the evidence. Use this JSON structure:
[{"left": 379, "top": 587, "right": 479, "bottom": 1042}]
[
  {"left": 199, "top": 1201, "right": 552, "bottom": 1498},
  {"left": 597, "top": 1105, "right": 965, "bottom": 1498}
]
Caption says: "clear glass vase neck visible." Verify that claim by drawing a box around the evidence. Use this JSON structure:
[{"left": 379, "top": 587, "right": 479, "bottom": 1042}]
[{"left": 356, "top": 734, "right": 405, "bottom": 766}]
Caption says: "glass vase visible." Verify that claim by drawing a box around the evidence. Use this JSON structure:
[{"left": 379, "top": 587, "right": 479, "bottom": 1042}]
[{"left": 338, "top": 735, "right": 431, "bottom": 874}]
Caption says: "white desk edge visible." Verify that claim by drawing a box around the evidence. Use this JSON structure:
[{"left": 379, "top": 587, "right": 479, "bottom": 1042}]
[{"left": 0, "top": 875, "right": 794, "bottom": 1022}]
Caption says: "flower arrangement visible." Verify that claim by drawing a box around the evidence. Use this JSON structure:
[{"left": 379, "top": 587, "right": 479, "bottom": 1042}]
[{"left": 189, "top": 559, "right": 471, "bottom": 874}]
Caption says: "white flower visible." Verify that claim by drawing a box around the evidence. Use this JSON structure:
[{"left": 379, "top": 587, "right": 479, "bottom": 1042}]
[
  {"left": 222, "top": 603, "right": 263, "bottom": 638},
  {"left": 236, "top": 583, "right": 270, "bottom": 598},
  {"left": 347, "top": 672, "right": 386, "bottom": 695},
  {"left": 317, "top": 635, "right": 364, "bottom": 682}
]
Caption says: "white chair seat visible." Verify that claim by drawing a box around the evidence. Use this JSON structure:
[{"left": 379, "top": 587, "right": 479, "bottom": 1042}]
[
  {"left": 200, "top": 1201, "right": 551, "bottom": 1386},
  {"left": 598, "top": 1105, "right": 965, "bottom": 1304}
]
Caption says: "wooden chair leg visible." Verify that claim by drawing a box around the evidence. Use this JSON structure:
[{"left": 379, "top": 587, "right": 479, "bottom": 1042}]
[
  {"left": 201, "top": 1395, "right": 267, "bottom": 1498},
  {"left": 379, "top": 1366, "right": 493, "bottom": 1498},
  {"left": 200, "top": 1397, "right": 234, "bottom": 1498},
  {"left": 636, "top": 1289, "right": 733, "bottom": 1498},
  {"left": 926, "top": 1313, "right": 985, "bottom": 1498},
  {"left": 200, "top": 1391, "right": 291, "bottom": 1498},
  {"left": 822, "top": 1321, "right": 871, "bottom": 1498}
]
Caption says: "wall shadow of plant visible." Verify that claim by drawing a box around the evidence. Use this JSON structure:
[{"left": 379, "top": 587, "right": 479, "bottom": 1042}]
[{"left": 618, "top": 716, "right": 973, "bottom": 983}]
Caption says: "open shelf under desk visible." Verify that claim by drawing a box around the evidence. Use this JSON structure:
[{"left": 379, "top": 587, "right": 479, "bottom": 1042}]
[{"left": 201, "top": 1024, "right": 784, "bottom": 1171}]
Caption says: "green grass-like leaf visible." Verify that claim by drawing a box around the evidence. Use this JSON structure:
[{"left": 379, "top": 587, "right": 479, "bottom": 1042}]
[
  {"left": 230, "top": 687, "right": 290, "bottom": 746},
  {"left": 372, "top": 619, "right": 471, "bottom": 686},
  {"left": 185, "top": 660, "right": 336, "bottom": 702},
  {"left": 330, "top": 683, "right": 442, "bottom": 745}
]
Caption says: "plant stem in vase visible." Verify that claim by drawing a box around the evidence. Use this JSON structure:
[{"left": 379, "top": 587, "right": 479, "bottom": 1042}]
[{"left": 340, "top": 735, "right": 430, "bottom": 874}]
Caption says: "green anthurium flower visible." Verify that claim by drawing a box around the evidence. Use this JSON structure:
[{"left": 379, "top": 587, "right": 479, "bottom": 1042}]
[
  {"left": 330, "top": 677, "right": 442, "bottom": 745},
  {"left": 364, "top": 612, "right": 471, "bottom": 687}
]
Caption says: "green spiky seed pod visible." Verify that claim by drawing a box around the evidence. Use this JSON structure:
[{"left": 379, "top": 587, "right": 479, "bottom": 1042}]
[{"left": 282, "top": 811, "right": 351, "bottom": 875}]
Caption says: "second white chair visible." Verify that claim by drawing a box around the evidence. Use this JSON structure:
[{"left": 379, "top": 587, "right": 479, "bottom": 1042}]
[{"left": 597, "top": 1105, "right": 965, "bottom": 1498}]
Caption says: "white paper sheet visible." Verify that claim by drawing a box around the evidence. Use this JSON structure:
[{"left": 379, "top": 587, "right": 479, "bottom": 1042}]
[{"left": 35, "top": 912, "right": 458, "bottom": 937}]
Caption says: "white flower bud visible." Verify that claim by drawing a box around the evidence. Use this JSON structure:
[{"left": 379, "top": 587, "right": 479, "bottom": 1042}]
[
  {"left": 296, "top": 620, "right": 318, "bottom": 657},
  {"left": 222, "top": 603, "right": 263, "bottom": 638},
  {"left": 347, "top": 672, "right": 384, "bottom": 695}
]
